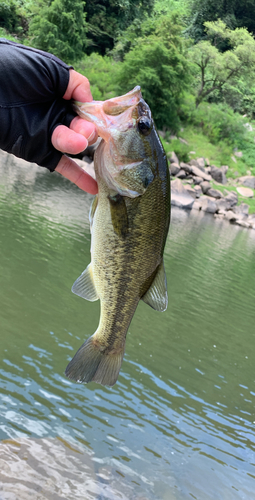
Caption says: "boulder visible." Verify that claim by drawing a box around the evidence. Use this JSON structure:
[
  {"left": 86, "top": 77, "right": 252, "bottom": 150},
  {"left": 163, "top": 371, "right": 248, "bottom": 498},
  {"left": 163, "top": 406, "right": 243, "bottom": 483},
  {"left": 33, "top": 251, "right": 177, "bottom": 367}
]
[
  {"left": 179, "top": 137, "right": 188, "bottom": 145},
  {"left": 234, "top": 151, "right": 243, "bottom": 158},
  {"left": 224, "top": 191, "right": 238, "bottom": 207},
  {"left": 176, "top": 169, "right": 187, "bottom": 179},
  {"left": 190, "top": 165, "right": 212, "bottom": 181},
  {"left": 216, "top": 198, "right": 232, "bottom": 212},
  {"left": 207, "top": 188, "right": 223, "bottom": 199},
  {"left": 192, "top": 196, "right": 217, "bottom": 213},
  {"left": 194, "top": 185, "right": 202, "bottom": 198},
  {"left": 196, "top": 157, "right": 205, "bottom": 170},
  {"left": 238, "top": 176, "right": 255, "bottom": 189},
  {"left": 225, "top": 211, "right": 239, "bottom": 222},
  {"left": 193, "top": 176, "right": 204, "bottom": 185},
  {"left": 199, "top": 196, "right": 218, "bottom": 214},
  {"left": 233, "top": 203, "right": 249, "bottom": 216},
  {"left": 200, "top": 181, "right": 211, "bottom": 194},
  {"left": 184, "top": 185, "right": 197, "bottom": 199},
  {"left": 168, "top": 151, "right": 179, "bottom": 164},
  {"left": 210, "top": 165, "right": 227, "bottom": 184},
  {"left": 236, "top": 186, "right": 254, "bottom": 198},
  {"left": 180, "top": 162, "right": 192, "bottom": 174},
  {"left": 169, "top": 163, "right": 180, "bottom": 176},
  {"left": 171, "top": 178, "right": 195, "bottom": 209}
]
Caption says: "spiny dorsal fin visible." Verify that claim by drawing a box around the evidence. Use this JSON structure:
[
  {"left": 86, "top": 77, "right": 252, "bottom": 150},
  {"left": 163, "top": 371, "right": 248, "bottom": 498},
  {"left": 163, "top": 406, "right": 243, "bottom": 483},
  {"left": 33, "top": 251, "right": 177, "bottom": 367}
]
[
  {"left": 72, "top": 264, "right": 99, "bottom": 301},
  {"left": 141, "top": 261, "right": 168, "bottom": 312}
]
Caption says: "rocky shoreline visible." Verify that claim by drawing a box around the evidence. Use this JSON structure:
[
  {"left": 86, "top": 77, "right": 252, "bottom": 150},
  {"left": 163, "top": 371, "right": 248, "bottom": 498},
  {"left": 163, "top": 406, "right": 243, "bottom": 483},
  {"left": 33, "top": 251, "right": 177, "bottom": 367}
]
[{"left": 168, "top": 152, "right": 255, "bottom": 230}]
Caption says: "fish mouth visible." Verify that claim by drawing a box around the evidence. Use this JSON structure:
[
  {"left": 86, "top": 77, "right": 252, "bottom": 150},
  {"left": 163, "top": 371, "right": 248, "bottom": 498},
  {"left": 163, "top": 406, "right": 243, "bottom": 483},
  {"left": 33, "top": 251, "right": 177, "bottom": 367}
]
[{"left": 73, "top": 86, "right": 145, "bottom": 140}]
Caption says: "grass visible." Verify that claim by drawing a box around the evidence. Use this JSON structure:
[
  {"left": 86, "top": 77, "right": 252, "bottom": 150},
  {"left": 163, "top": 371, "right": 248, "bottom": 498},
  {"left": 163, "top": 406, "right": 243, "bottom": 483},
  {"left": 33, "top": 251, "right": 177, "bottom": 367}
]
[{"left": 161, "top": 125, "right": 254, "bottom": 178}]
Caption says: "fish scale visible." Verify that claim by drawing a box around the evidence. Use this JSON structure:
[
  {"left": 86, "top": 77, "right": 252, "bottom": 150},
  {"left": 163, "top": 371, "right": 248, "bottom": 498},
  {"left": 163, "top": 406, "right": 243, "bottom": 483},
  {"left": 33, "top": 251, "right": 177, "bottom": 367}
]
[{"left": 65, "top": 86, "right": 170, "bottom": 386}]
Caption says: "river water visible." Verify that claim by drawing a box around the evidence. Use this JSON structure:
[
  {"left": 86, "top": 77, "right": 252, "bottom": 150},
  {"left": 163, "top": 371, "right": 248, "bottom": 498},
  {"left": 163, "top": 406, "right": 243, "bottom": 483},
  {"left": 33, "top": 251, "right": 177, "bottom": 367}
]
[{"left": 0, "top": 151, "right": 255, "bottom": 500}]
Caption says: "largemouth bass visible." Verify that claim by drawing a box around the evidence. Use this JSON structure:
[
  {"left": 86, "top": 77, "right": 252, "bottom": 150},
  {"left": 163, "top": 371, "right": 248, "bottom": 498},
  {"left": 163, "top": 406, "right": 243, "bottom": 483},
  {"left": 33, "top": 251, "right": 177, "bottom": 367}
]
[{"left": 65, "top": 86, "right": 170, "bottom": 386}]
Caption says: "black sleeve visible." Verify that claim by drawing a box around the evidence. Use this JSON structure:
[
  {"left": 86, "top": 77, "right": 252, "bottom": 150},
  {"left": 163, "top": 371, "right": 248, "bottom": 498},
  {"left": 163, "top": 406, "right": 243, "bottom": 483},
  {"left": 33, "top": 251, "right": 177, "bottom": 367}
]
[{"left": 0, "top": 39, "right": 77, "bottom": 171}]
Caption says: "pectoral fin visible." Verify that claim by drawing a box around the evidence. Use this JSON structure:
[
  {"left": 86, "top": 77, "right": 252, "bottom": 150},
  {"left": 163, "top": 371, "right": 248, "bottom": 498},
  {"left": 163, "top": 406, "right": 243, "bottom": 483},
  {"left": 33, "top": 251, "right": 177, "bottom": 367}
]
[
  {"left": 72, "top": 264, "right": 99, "bottom": 301},
  {"left": 142, "top": 261, "right": 168, "bottom": 312},
  {"left": 117, "top": 161, "right": 154, "bottom": 197},
  {"left": 89, "top": 195, "right": 98, "bottom": 229}
]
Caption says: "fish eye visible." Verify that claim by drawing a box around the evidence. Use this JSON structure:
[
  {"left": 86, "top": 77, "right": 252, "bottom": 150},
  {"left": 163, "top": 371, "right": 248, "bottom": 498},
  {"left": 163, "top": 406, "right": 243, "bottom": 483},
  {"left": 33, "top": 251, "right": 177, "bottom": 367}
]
[{"left": 137, "top": 117, "right": 152, "bottom": 136}]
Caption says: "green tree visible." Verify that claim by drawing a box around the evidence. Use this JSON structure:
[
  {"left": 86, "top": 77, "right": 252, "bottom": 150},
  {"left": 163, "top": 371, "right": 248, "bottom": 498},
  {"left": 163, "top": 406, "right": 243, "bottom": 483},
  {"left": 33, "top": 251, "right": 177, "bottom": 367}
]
[
  {"left": 85, "top": 0, "right": 154, "bottom": 55},
  {"left": 117, "top": 15, "right": 190, "bottom": 130},
  {"left": 189, "top": 20, "right": 255, "bottom": 107},
  {"left": 188, "top": 0, "right": 255, "bottom": 41},
  {"left": 28, "top": 0, "right": 87, "bottom": 63}
]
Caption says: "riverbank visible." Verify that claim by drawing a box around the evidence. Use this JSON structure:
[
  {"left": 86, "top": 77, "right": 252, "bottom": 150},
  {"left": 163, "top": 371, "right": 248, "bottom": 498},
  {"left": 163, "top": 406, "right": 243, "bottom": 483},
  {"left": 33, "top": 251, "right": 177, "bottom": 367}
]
[{"left": 167, "top": 152, "right": 255, "bottom": 230}]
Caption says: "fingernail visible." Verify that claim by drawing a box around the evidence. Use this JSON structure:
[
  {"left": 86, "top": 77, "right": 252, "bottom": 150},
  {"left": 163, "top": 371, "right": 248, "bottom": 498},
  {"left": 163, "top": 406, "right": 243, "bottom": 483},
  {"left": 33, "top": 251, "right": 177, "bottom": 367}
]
[{"left": 87, "top": 129, "right": 97, "bottom": 144}]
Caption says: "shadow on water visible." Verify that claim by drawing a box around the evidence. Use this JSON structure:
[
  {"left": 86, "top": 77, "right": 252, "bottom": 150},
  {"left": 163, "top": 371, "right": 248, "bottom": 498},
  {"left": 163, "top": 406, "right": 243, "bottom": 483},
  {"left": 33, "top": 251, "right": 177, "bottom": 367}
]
[{"left": 0, "top": 151, "right": 255, "bottom": 499}]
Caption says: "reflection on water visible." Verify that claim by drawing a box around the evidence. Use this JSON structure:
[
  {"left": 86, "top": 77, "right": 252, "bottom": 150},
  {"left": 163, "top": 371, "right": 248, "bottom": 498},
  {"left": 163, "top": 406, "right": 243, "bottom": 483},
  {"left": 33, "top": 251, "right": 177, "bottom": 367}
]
[{"left": 0, "top": 150, "right": 255, "bottom": 499}]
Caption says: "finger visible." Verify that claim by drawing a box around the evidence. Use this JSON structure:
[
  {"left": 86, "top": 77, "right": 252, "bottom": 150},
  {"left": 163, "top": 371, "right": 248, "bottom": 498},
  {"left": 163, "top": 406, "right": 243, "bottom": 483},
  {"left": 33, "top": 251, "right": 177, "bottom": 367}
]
[
  {"left": 55, "top": 156, "right": 98, "bottom": 194},
  {"left": 69, "top": 116, "right": 98, "bottom": 145},
  {"left": 63, "top": 69, "right": 92, "bottom": 102},
  {"left": 52, "top": 125, "right": 88, "bottom": 154}
]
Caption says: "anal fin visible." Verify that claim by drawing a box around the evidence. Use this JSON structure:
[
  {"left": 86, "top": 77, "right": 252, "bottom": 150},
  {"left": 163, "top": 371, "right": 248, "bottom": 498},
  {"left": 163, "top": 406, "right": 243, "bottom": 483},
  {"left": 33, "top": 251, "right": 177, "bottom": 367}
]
[
  {"left": 141, "top": 260, "right": 168, "bottom": 312},
  {"left": 72, "top": 263, "right": 99, "bottom": 301}
]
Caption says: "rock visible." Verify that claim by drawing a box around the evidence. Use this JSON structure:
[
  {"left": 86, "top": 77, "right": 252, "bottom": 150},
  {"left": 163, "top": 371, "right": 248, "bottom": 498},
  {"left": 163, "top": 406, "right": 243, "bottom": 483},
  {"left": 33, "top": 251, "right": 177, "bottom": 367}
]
[
  {"left": 184, "top": 185, "right": 197, "bottom": 199},
  {"left": 169, "top": 163, "right": 180, "bottom": 176},
  {"left": 238, "top": 176, "right": 255, "bottom": 189},
  {"left": 171, "top": 178, "right": 195, "bottom": 209},
  {"left": 233, "top": 203, "right": 249, "bottom": 216},
  {"left": 231, "top": 155, "right": 237, "bottom": 163},
  {"left": 205, "top": 166, "right": 211, "bottom": 174},
  {"left": 235, "top": 219, "right": 251, "bottom": 228},
  {"left": 200, "top": 181, "right": 211, "bottom": 194},
  {"left": 236, "top": 186, "right": 254, "bottom": 198},
  {"left": 221, "top": 165, "right": 229, "bottom": 174},
  {"left": 193, "top": 176, "right": 204, "bottom": 185},
  {"left": 207, "top": 188, "right": 223, "bottom": 199},
  {"left": 216, "top": 198, "right": 232, "bottom": 212},
  {"left": 192, "top": 200, "right": 203, "bottom": 211},
  {"left": 176, "top": 169, "right": 187, "bottom": 179},
  {"left": 205, "top": 158, "right": 210, "bottom": 166},
  {"left": 210, "top": 166, "right": 227, "bottom": 184},
  {"left": 189, "top": 151, "right": 196, "bottom": 155},
  {"left": 196, "top": 157, "right": 205, "bottom": 170},
  {"left": 224, "top": 191, "right": 238, "bottom": 207},
  {"left": 194, "top": 185, "right": 202, "bottom": 197},
  {"left": 168, "top": 151, "right": 179, "bottom": 164},
  {"left": 179, "top": 137, "right": 189, "bottom": 145},
  {"left": 199, "top": 196, "right": 218, "bottom": 214},
  {"left": 190, "top": 165, "right": 212, "bottom": 181},
  {"left": 170, "top": 135, "right": 177, "bottom": 140},
  {"left": 180, "top": 162, "right": 192, "bottom": 174},
  {"left": 234, "top": 151, "right": 243, "bottom": 157},
  {"left": 225, "top": 210, "right": 240, "bottom": 222}
]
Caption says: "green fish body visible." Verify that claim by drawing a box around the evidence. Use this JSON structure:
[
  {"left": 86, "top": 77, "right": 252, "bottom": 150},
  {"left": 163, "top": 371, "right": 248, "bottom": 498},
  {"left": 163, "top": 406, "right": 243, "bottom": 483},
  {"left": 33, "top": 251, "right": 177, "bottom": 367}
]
[{"left": 65, "top": 87, "right": 170, "bottom": 386}]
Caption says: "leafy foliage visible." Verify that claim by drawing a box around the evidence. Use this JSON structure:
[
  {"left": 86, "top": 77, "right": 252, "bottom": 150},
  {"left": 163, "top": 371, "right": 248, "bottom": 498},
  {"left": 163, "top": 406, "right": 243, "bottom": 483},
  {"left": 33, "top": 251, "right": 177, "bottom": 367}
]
[
  {"left": 189, "top": 20, "right": 255, "bottom": 107},
  {"left": 76, "top": 53, "right": 120, "bottom": 100},
  {"left": 28, "top": 0, "right": 87, "bottom": 63},
  {"left": 117, "top": 15, "right": 190, "bottom": 130},
  {"left": 85, "top": 0, "right": 155, "bottom": 55}
]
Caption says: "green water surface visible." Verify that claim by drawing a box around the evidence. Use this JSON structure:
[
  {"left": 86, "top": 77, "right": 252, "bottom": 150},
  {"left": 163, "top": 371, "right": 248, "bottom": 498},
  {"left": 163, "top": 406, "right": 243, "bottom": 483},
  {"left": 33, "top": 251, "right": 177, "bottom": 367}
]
[{"left": 0, "top": 151, "right": 255, "bottom": 500}]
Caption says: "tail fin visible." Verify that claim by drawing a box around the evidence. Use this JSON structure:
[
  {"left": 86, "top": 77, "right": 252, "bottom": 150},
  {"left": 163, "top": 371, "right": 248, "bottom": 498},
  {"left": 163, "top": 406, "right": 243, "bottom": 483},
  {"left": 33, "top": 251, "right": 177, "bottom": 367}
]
[{"left": 65, "top": 336, "right": 125, "bottom": 387}]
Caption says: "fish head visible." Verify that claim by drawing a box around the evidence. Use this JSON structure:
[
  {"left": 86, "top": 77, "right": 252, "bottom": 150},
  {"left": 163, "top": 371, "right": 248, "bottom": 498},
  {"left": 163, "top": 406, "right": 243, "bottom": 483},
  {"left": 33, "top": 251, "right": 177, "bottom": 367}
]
[{"left": 74, "top": 87, "right": 159, "bottom": 197}]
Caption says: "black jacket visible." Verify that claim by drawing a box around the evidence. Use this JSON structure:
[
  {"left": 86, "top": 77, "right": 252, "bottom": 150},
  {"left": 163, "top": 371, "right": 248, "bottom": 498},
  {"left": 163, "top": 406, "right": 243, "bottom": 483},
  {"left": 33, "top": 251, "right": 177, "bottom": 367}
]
[{"left": 0, "top": 39, "right": 75, "bottom": 170}]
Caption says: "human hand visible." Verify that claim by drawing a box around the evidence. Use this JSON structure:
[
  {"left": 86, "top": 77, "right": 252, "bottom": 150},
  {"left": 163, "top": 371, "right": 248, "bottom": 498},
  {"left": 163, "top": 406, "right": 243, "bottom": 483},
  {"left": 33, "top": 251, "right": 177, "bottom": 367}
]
[{"left": 53, "top": 69, "right": 98, "bottom": 195}]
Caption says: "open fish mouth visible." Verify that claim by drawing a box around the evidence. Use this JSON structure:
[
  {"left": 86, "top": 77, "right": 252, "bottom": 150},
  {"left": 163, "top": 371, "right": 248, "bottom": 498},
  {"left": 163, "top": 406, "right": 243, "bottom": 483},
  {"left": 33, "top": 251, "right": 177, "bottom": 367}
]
[{"left": 73, "top": 86, "right": 151, "bottom": 140}]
